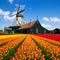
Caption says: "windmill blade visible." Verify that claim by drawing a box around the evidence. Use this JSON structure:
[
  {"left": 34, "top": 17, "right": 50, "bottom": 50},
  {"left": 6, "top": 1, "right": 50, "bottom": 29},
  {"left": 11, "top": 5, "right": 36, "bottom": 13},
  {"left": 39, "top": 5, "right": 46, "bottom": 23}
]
[
  {"left": 17, "top": 9, "right": 25, "bottom": 14},
  {"left": 17, "top": 4, "right": 20, "bottom": 12},
  {"left": 20, "top": 9, "right": 25, "bottom": 13},
  {"left": 11, "top": 4, "right": 20, "bottom": 17},
  {"left": 11, "top": 9, "right": 25, "bottom": 17},
  {"left": 11, "top": 13, "right": 17, "bottom": 17}
]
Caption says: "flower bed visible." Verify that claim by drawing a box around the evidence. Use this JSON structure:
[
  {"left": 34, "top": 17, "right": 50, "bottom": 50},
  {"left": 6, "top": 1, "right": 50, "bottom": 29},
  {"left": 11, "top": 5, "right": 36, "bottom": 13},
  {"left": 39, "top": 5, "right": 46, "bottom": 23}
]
[
  {"left": 31, "top": 35, "right": 60, "bottom": 60},
  {"left": 0, "top": 34, "right": 60, "bottom": 60},
  {"left": 34, "top": 34, "right": 60, "bottom": 42},
  {"left": 0, "top": 35, "right": 26, "bottom": 60}
]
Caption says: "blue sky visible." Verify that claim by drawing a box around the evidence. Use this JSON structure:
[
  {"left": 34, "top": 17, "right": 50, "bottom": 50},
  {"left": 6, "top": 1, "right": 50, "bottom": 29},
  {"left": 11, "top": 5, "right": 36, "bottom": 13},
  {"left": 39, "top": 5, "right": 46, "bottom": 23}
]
[{"left": 0, "top": 0, "right": 60, "bottom": 30}]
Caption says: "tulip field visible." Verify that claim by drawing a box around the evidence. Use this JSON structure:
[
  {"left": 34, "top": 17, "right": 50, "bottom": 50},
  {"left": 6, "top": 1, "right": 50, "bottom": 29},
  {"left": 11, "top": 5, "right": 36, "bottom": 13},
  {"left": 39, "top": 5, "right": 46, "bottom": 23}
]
[{"left": 0, "top": 34, "right": 60, "bottom": 60}]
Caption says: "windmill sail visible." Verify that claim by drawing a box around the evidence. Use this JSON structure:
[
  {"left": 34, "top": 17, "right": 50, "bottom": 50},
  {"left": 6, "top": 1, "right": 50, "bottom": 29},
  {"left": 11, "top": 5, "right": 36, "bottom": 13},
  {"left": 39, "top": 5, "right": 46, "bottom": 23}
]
[{"left": 12, "top": 4, "right": 25, "bottom": 26}]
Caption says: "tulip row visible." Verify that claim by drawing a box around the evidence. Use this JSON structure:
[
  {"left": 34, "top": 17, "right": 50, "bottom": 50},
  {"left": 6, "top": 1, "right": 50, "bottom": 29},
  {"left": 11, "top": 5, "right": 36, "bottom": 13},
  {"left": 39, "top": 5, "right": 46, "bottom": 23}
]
[
  {"left": 0, "top": 35, "right": 24, "bottom": 45},
  {"left": 0, "top": 37, "right": 20, "bottom": 47},
  {"left": 3, "top": 36, "right": 27, "bottom": 60},
  {"left": 34, "top": 34, "right": 60, "bottom": 42},
  {"left": 0, "top": 34, "right": 60, "bottom": 60},
  {"left": 31, "top": 36, "right": 53, "bottom": 60},
  {"left": 31, "top": 35, "right": 60, "bottom": 60},
  {"left": 10, "top": 35, "right": 43, "bottom": 60},
  {"left": 10, "top": 35, "right": 60, "bottom": 60},
  {"left": 0, "top": 35, "right": 26, "bottom": 60},
  {"left": 38, "top": 36, "right": 60, "bottom": 47}
]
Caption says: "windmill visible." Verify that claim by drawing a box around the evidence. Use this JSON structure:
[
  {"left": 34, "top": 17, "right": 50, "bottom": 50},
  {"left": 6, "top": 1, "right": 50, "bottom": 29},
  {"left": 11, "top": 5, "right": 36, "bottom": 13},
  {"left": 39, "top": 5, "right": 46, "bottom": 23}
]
[{"left": 12, "top": 4, "right": 25, "bottom": 26}]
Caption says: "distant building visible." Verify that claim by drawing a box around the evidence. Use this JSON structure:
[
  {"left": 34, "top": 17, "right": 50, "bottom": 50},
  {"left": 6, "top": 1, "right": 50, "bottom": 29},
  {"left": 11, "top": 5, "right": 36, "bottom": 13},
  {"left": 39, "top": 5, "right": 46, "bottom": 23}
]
[
  {"left": 4, "top": 26, "right": 20, "bottom": 34},
  {"left": 4, "top": 20, "right": 50, "bottom": 34},
  {"left": 53, "top": 28, "right": 60, "bottom": 34}
]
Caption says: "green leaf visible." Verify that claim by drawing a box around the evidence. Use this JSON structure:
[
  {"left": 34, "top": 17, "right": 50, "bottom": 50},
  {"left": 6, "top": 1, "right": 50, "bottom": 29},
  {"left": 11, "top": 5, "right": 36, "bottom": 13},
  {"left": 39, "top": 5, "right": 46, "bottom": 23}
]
[
  {"left": 0, "top": 42, "right": 8, "bottom": 46},
  {"left": 30, "top": 58, "right": 34, "bottom": 60},
  {"left": 42, "top": 49, "right": 46, "bottom": 54},
  {"left": 57, "top": 55, "right": 60, "bottom": 58},
  {"left": 38, "top": 58, "right": 40, "bottom": 60}
]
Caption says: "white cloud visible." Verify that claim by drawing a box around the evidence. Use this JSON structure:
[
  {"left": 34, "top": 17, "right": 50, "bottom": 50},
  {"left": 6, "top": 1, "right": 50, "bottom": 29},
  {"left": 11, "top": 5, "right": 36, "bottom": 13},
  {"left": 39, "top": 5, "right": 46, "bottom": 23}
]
[
  {"left": 42, "top": 17, "right": 49, "bottom": 21},
  {"left": 4, "top": 15, "right": 15, "bottom": 21},
  {"left": 8, "top": 0, "right": 13, "bottom": 4},
  {"left": 41, "top": 24, "right": 54, "bottom": 30},
  {"left": 0, "top": 9, "right": 10, "bottom": 16},
  {"left": 50, "top": 17, "right": 60, "bottom": 22},
  {"left": 0, "top": 8, "right": 15, "bottom": 21},
  {"left": 42, "top": 17, "right": 60, "bottom": 22}
]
